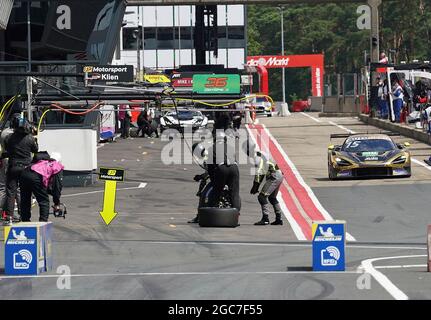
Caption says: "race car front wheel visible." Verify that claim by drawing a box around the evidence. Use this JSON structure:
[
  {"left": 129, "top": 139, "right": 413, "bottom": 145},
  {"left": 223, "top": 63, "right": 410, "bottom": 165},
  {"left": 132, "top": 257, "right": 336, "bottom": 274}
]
[{"left": 328, "top": 163, "right": 337, "bottom": 180}]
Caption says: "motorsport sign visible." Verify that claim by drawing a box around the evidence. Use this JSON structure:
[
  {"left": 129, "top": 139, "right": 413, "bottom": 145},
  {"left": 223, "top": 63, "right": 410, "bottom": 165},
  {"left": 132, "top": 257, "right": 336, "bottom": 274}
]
[
  {"left": 98, "top": 168, "right": 125, "bottom": 225},
  {"left": 192, "top": 74, "right": 241, "bottom": 94},
  {"left": 83, "top": 65, "right": 134, "bottom": 82},
  {"left": 312, "top": 221, "right": 346, "bottom": 271}
]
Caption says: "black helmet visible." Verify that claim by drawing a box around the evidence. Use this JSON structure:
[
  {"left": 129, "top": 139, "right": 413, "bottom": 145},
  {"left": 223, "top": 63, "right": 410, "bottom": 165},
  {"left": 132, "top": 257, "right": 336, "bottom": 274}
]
[
  {"left": 11, "top": 113, "right": 31, "bottom": 134},
  {"left": 10, "top": 113, "right": 21, "bottom": 129}
]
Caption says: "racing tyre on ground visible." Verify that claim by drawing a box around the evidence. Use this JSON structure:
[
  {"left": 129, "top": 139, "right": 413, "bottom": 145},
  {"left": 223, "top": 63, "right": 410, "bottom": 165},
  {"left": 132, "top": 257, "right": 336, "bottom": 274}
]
[
  {"left": 129, "top": 127, "right": 138, "bottom": 138},
  {"left": 328, "top": 163, "right": 337, "bottom": 180},
  {"left": 403, "top": 167, "right": 412, "bottom": 178},
  {"left": 198, "top": 207, "right": 239, "bottom": 228}
]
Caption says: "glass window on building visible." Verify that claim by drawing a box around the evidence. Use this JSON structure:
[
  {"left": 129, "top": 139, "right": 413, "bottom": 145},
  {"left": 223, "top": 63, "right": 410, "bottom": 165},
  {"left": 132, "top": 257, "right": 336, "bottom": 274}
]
[
  {"left": 157, "top": 27, "right": 174, "bottom": 49},
  {"left": 122, "top": 27, "right": 143, "bottom": 50},
  {"left": 123, "top": 25, "right": 243, "bottom": 51},
  {"left": 217, "top": 28, "right": 227, "bottom": 49},
  {"left": 217, "top": 26, "right": 244, "bottom": 49},
  {"left": 227, "top": 26, "right": 245, "bottom": 48},
  {"left": 173, "top": 27, "right": 193, "bottom": 49},
  {"left": 144, "top": 27, "right": 157, "bottom": 50}
]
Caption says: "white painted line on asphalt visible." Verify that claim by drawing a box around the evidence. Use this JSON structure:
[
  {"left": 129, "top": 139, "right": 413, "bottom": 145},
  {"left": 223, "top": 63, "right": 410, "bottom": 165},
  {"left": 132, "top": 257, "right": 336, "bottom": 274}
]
[
  {"left": 328, "top": 121, "right": 357, "bottom": 134},
  {"left": 301, "top": 112, "right": 322, "bottom": 123},
  {"left": 350, "top": 245, "right": 425, "bottom": 251},
  {"left": 262, "top": 124, "right": 357, "bottom": 242},
  {"left": 276, "top": 198, "right": 307, "bottom": 241},
  {"left": 62, "top": 183, "right": 147, "bottom": 198},
  {"left": 53, "top": 239, "right": 426, "bottom": 251},
  {"left": 246, "top": 124, "right": 306, "bottom": 240},
  {"left": 374, "top": 264, "right": 427, "bottom": 269},
  {"left": 361, "top": 254, "right": 426, "bottom": 300},
  {"left": 282, "top": 179, "right": 313, "bottom": 225},
  {"left": 0, "top": 270, "right": 362, "bottom": 280},
  {"left": 411, "top": 158, "right": 431, "bottom": 171}
]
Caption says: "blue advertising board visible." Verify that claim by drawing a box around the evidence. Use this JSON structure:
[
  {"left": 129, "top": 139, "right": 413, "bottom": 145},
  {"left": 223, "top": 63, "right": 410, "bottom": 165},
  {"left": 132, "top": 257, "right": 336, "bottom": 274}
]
[
  {"left": 4, "top": 222, "right": 53, "bottom": 275},
  {"left": 312, "top": 221, "right": 346, "bottom": 271}
]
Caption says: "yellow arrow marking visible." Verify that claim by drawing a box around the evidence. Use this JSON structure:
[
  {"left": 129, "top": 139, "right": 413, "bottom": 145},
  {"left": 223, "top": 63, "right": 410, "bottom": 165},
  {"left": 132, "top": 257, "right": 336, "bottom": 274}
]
[{"left": 100, "top": 180, "right": 118, "bottom": 225}]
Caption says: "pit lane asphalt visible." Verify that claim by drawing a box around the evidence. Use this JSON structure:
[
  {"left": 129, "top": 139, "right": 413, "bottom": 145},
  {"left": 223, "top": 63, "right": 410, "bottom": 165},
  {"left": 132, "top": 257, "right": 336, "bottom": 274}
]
[{"left": 0, "top": 116, "right": 430, "bottom": 300}]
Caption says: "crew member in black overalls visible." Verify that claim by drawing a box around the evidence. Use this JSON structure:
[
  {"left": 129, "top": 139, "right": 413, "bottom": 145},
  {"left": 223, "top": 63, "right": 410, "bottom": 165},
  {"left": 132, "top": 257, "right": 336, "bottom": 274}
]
[
  {"left": 2, "top": 114, "right": 38, "bottom": 225},
  {"left": 207, "top": 131, "right": 241, "bottom": 211}
]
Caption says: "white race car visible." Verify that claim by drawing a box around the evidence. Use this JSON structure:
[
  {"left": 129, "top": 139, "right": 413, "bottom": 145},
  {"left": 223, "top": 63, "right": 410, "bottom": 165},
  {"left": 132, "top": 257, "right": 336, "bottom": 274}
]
[{"left": 160, "top": 110, "right": 208, "bottom": 132}]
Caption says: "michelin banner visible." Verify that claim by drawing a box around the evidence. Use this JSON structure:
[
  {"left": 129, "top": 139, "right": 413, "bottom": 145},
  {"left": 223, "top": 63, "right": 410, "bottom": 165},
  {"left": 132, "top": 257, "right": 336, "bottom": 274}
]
[
  {"left": 4, "top": 222, "right": 53, "bottom": 275},
  {"left": 312, "top": 221, "right": 346, "bottom": 271}
]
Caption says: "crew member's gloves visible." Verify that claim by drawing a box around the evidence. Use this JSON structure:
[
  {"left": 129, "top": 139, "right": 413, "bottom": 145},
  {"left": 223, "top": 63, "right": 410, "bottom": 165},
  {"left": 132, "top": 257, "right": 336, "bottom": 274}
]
[
  {"left": 194, "top": 174, "right": 203, "bottom": 182},
  {"left": 250, "top": 182, "right": 260, "bottom": 195}
]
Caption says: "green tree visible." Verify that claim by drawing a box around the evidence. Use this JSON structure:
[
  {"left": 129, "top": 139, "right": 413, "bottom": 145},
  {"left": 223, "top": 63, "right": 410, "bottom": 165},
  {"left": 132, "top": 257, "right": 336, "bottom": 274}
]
[{"left": 247, "top": 2, "right": 431, "bottom": 100}]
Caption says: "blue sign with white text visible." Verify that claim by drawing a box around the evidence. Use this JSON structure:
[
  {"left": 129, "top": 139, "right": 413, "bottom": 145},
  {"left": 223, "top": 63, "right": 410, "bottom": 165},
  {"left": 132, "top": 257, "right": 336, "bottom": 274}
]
[
  {"left": 5, "top": 226, "right": 38, "bottom": 275},
  {"left": 312, "top": 222, "right": 345, "bottom": 271}
]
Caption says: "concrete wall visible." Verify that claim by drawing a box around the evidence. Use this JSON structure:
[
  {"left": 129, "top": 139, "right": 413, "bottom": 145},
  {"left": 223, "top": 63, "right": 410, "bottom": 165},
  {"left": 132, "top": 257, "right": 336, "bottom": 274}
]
[
  {"left": 359, "top": 114, "right": 431, "bottom": 145},
  {"left": 323, "top": 96, "right": 342, "bottom": 113},
  {"left": 342, "top": 96, "right": 358, "bottom": 113},
  {"left": 322, "top": 96, "right": 360, "bottom": 115},
  {"left": 309, "top": 96, "right": 323, "bottom": 112}
]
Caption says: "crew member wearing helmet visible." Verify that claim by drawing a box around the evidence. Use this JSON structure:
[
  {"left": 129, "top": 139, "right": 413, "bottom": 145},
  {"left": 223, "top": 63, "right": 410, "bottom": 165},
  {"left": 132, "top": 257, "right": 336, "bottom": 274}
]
[
  {"left": 2, "top": 114, "right": 38, "bottom": 225},
  {"left": 247, "top": 141, "right": 284, "bottom": 226},
  {"left": 19, "top": 151, "right": 64, "bottom": 222},
  {"left": 0, "top": 128, "right": 18, "bottom": 221}
]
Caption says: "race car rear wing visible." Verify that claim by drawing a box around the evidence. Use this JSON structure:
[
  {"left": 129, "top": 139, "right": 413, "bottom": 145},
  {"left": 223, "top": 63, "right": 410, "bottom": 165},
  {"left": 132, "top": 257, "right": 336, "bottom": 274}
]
[{"left": 330, "top": 132, "right": 401, "bottom": 139}]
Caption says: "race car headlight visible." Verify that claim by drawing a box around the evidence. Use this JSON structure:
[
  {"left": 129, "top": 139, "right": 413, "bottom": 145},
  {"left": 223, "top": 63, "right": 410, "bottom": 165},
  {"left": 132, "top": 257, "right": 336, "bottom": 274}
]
[
  {"left": 392, "top": 155, "right": 408, "bottom": 164},
  {"left": 335, "top": 157, "right": 352, "bottom": 166}
]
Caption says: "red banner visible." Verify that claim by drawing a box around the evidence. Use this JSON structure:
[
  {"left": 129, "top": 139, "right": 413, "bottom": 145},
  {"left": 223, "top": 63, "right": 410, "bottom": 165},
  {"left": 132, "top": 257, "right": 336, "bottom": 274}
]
[
  {"left": 247, "top": 54, "right": 324, "bottom": 97},
  {"left": 172, "top": 78, "right": 193, "bottom": 87}
]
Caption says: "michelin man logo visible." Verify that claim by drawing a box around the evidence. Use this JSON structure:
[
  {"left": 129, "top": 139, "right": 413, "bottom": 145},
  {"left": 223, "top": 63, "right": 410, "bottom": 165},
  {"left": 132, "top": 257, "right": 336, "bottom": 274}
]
[
  {"left": 314, "top": 225, "right": 342, "bottom": 242},
  {"left": 319, "top": 226, "right": 334, "bottom": 237},
  {"left": 321, "top": 246, "right": 340, "bottom": 266},
  {"left": 13, "top": 249, "right": 33, "bottom": 270},
  {"left": 8, "top": 229, "right": 35, "bottom": 245},
  {"left": 13, "top": 229, "right": 27, "bottom": 240}
]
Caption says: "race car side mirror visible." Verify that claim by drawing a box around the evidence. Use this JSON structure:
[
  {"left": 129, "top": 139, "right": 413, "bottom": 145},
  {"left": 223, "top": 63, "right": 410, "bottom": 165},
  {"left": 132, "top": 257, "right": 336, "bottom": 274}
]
[
  {"left": 403, "top": 142, "right": 411, "bottom": 148},
  {"left": 328, "top": 145, "right": 335, "bottom": 151}
]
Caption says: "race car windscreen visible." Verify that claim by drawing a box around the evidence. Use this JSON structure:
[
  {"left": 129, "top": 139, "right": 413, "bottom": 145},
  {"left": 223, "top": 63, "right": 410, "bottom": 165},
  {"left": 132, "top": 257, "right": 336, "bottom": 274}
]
[
  {"left": 343, "top": 139, "right": 396, "bottom": 153},
  {"left": 169, "top": 111, "right": 201, "bottom": 120}
]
